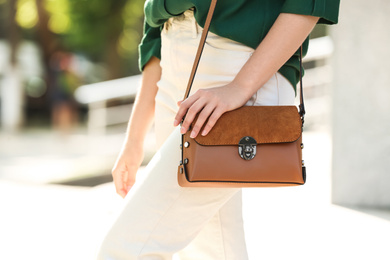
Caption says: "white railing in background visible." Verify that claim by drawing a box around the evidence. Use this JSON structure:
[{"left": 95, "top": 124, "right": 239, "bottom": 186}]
[
  {"left": 75, "top": 75, "right": 141, "bottom": 134},
  {"left": 75, "top": 37, "right": 333, "bottom": 134}
]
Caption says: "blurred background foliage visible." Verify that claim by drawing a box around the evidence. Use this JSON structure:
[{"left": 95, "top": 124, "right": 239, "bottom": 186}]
[
  {"left": 0, "top": 0, "right": 145, "bottom": 127},
  {"left": 10, "top": 0, "right": 144, "bottom": 76}
]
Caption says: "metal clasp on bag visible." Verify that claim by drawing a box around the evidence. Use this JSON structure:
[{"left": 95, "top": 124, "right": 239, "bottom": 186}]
[{"left": 238, "top": 136, "right": 257, "bottom": 160}]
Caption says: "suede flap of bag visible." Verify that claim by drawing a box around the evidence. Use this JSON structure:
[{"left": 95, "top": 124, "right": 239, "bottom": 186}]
[{"left": 192, "top": 106, "right": 302, "bottom": 146}]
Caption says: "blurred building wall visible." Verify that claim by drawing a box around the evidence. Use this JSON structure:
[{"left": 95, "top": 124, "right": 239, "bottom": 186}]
[{"left": 331, "top": 1, "right": 390, "bottom": 208}]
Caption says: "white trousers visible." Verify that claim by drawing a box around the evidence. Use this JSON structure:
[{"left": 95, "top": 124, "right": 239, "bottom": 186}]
[{"left": 96, "top": 10, "right": 295, "bottom": 260}]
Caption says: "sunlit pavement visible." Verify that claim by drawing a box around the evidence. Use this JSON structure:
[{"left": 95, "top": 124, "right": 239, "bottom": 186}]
[{"left": 1, "top": 131, "right": 390, "bottom": 260}]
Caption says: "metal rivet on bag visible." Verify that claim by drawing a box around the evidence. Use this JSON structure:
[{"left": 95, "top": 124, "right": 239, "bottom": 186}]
[
  {"left": 184, "top": 158, "right": 189, "bottom": 164},
  {"left": 184, "top": 142, "right": 190, "bottom": 148},
  {"left": 302, "top": 160, "right": 305, "bottom": 166},
  {"left": 180, "top": 167, "right": 183, "bottom": 174},
  {"left": 301, "top": 143, "right": 304, "bottom": 149}
]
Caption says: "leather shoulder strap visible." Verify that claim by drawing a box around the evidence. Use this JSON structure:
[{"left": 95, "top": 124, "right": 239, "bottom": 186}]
[
  {"left": 183, "top": 0, "right": 305, "bottom": 123},
  {"left": 298, "top": 46, "right": 305, "bottom": 121},
  {"left": 183, "top": 0, "right": 218, "bottom": 100}
]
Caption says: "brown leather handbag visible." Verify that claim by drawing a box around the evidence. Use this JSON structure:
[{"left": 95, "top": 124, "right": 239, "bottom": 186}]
[{"left": 177, "top": 0, "right": 306, "bottom": 187}]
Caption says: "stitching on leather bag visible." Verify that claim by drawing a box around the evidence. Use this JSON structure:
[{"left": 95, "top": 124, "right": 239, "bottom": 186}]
[{"left": 192, "top": 132, "right": 302, "bottom": 146}]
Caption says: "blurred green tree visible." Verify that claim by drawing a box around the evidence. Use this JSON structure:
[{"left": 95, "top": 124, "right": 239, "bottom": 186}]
[
  {"left": 45, "top": 0, "right": 144, "bottom": 78},
  {"left": 8, "top": 0, "right": 144, "bottom": 79}
]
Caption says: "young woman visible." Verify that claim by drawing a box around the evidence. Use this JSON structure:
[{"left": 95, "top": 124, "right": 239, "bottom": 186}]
[{"left": 97, "top": 1, "right": 339, "bottom": 259}]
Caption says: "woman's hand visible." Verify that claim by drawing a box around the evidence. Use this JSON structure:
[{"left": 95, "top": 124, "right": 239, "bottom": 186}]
[
  {"left": 111, "top": 141, "right": 144, "bottom": 198},
  {"left": 173, "top": 82, "right": 252, "bottom": 138}
]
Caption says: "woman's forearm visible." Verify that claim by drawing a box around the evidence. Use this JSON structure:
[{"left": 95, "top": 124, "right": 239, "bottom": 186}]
[
  {"left": 232, "top": 13, "right": 319, "bottom": 99},
  {"left": 125, "top": 57, "right": 161, "bottom": 146}
]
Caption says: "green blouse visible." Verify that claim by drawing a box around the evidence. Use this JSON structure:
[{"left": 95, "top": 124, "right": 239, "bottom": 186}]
[{"left": 139, "top": 0, "right": 340, "bottom": 90}]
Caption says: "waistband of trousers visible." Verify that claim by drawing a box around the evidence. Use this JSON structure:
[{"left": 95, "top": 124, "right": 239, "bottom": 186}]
[{"left": 165, "top": 9, "right": 200, "bottom": 38}]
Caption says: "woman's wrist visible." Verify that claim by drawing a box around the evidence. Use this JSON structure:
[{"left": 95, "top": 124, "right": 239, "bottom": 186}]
[
  {"left": 124, "top": 136, "right": 144, "bottom": 148},
  {"left": 231, "top": 76, "right": 264, "bottom": 101}
]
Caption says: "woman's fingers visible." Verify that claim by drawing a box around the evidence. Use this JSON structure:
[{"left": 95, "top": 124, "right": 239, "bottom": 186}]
[
  {"left": 174, "top": 85, "right": 246, "bottom": 137},
  {"left": 173, "top": 90, "right": 204, "bottom": 129},
  {"left": 111, "top": 144, "right": 143, "bottom": 197},
  {"left": 174, "top": 88, "right": 229, "bottom": 137},
  {"left": 112, "top": 166, "right": 128, "bottom": 198},
  {"left": 125, "top": 165, "right": 137, "bottom": 192},
  {"left": 173, "top": 97, "right": 194, "bottom": 127},
  {"left": 200, "top": 107, "right": 225, "bottom": 136},
  {"left": 179, "top": 98, "right": 209, "bottom": 135},
  {"left": 189, "top": 104, "right": 216, "bottom": 138},
  {"left": 112, "top": 163, "right": 138, "bottom": 198}
]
